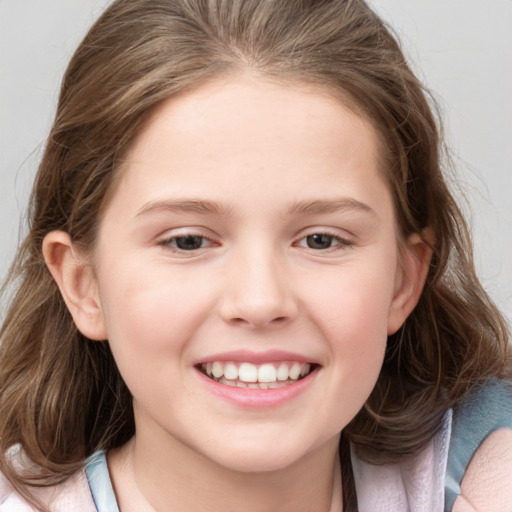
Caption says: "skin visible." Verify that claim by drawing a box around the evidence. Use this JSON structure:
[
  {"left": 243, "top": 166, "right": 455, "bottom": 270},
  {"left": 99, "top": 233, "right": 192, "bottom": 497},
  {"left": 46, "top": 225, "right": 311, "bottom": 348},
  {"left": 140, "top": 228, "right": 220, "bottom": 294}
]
[
  {"left": 453, "top": 429, "right": 512, "bottom": 512},
  {"left": 43, "top": 75, "right": 436, "bottom": 511}
]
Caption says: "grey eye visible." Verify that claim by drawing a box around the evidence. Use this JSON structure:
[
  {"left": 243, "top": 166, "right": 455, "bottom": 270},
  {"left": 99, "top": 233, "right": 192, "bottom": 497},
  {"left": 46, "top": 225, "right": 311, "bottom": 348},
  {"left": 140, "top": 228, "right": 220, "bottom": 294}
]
[
  {"left": 174, "top": 235, "right": 206, "bottom": 250},
  {"left": 306, "top": 234, "right": 335, "bottom": 249}
]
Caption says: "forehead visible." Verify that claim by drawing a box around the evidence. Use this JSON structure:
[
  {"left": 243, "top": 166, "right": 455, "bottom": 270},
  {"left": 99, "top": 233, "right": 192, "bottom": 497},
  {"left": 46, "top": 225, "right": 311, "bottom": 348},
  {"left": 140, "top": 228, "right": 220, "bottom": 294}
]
[
  {"left": 128, "top": 76, "right": 379, "bottom": 157},
  {"left": 108, "top": 75, "right": 391, "bottom": 217}
]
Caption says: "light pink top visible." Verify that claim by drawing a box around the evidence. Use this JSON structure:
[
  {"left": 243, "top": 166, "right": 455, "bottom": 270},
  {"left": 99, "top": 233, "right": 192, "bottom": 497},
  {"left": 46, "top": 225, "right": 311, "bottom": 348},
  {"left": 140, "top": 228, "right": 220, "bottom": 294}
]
[{"left": 0, "top": 412, "right": 452, "bottom": 512}]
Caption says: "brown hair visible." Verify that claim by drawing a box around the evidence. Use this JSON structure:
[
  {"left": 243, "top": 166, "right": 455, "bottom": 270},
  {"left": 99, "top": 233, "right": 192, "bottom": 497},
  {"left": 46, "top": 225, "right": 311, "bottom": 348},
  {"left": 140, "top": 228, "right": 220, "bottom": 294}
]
[{"left": 1, "top": 0, "right": 510, "bottom": 510}]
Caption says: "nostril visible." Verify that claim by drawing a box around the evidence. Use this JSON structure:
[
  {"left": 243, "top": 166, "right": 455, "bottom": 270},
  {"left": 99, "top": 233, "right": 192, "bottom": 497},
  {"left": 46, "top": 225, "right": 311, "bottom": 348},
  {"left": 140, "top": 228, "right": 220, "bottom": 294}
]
[
  {"left": 219, "top": 282, "right": 298, "bottom": 328},
  {"left": 229, "top": 315, "right": 289, "bottom": 327}
]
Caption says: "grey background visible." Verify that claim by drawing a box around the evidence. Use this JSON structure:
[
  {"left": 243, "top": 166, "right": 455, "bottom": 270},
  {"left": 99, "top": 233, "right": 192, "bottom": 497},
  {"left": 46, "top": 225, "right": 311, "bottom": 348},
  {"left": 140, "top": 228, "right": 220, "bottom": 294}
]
[{"left": 1, "top": 1, "right": 511, "bottom": 322}]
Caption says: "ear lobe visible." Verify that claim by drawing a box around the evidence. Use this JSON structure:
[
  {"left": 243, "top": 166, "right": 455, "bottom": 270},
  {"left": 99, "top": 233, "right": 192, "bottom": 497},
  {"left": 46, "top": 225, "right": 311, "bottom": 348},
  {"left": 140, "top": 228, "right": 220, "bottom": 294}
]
[
  {"left": 387, "top": 231, "right": 433, "bottom": 335},
  {"left": 42, "top": 231, "right": 107, "bottom": 341}
]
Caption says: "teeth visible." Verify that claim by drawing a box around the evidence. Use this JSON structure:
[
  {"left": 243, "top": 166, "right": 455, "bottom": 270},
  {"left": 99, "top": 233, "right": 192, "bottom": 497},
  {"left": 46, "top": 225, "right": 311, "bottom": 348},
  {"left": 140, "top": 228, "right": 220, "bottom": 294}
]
[
  {"left": 268, "top": 381, "right": 293, "bottom": 389},
  {"left": 277, "top": 363, "right": 289, "bottom": 381},
  {"left": 217, "top": 377, "right": 237, "bottom": 387},
  {"left": 239, "top": 363, "right": 258, "bottom": 382},
  {"left": 289, "top": 363, "right": 301, "bottom": 380},
  {"left": 200, "top": 361, "right": 313, "bottom": 386},
  {"left": 258, "top": 363, "right": 277, "bottom": 383},
  {"left": 224, "top": 362, "right": 238, "bottom": 380},
  {"left": 211, "top": 361, "right": 224, "bottom": 379}
]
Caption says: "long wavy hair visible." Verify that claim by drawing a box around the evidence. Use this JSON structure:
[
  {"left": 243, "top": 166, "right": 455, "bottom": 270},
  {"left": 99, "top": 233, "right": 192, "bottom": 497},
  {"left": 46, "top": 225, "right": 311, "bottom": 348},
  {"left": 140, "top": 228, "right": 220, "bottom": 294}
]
[{"left": 1, "top": 0, "right": 510, "bottom": 510}]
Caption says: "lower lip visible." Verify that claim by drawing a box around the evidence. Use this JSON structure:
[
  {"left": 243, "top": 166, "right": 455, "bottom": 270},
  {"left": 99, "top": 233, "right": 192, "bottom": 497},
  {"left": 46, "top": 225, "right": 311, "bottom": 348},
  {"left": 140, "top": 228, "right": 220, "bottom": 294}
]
[{"left": 195, "top": 367, "right": 319, "bottom": 408}]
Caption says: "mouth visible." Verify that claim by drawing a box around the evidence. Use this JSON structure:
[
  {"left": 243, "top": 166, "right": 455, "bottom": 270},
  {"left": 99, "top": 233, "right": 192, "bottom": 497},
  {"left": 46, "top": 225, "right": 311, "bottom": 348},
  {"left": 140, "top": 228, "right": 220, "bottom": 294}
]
[{"left": 197, "top": 361, "right": 316, "bottom": 390}]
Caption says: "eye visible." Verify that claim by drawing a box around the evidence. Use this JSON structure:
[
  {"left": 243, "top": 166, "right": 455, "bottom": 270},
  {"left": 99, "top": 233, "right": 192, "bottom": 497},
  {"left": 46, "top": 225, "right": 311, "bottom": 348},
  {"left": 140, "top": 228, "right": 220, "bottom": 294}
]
[
  {"left": 159, "top": 234, "right": 213, "bottom": 252},
  {"left": 296, "top": 232, "right": 353, "bottom": 251},
  {"left": 306, "top": 234, "right": 336, "bottom": 250},
  {"left": 175, "top": 235, "right": 208, "bottom": 250}
]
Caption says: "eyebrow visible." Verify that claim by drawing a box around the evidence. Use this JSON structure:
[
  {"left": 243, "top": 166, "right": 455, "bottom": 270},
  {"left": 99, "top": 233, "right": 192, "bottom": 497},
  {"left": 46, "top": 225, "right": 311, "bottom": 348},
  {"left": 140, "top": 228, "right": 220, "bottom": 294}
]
[
  {"left": 136, "top": 197, "right": 376, "bottom": 218},
  {"left": 288, "top": 198, "right": 376, "bottom": 216},
  {"left": 136, "top": 199, "right": 234, "bottom": 217}
]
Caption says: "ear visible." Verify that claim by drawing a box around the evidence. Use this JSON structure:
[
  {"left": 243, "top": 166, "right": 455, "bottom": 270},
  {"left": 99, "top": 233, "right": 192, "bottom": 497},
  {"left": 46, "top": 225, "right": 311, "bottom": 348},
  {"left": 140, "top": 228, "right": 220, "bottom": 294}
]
[
  {"left": 387, "top": 230, "right": 433, "bottom": 335},
  {"left": 42, "top": 231, "right": 107, "bottom": 341}
]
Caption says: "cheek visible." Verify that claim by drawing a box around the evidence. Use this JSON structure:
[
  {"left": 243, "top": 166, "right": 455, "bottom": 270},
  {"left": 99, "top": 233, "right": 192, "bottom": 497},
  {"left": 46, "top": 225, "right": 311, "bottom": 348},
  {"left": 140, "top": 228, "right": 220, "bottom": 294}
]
[
  {"left": 97, "top": 265, "right": 216, "bottom": 366},
  {"left": 310, "top": 268, "right": 394, "bottom": 426},
  {"left": 308, "top": 264, "right": 396, "bottom": 340},
  {"left": 302, "top": 255, "right": 397, "bottom": 389},
  {"left": 96, "top": 268, "right": 219, "bottom": 417}
]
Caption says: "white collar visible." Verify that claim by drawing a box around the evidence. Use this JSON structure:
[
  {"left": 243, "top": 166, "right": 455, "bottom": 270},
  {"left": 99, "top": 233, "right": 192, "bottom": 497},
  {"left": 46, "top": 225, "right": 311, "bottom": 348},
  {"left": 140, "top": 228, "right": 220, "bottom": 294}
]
[{"left": 350, "top": 410, "right": 452, "bottom": 512}]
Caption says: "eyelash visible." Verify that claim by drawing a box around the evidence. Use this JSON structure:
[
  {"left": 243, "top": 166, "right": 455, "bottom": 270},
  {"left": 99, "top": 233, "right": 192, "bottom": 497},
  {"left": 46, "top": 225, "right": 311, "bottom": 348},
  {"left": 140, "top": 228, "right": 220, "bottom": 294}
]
[
  {"left": 158, "top": 233, "right": 216, "bottom": 254},
  {"left": 157, "top": 230, "right": 353, "bottom": 255},
  {"left": 294, "top": 231, "right": 354, "bottom": 252}
]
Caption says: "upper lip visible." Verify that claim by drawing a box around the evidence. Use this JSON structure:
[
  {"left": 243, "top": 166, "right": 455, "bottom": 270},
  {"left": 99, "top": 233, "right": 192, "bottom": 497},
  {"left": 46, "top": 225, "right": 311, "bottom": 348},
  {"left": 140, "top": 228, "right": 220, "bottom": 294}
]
[{"left": 194, "top": 349, "right": 319, "bottom": 366}]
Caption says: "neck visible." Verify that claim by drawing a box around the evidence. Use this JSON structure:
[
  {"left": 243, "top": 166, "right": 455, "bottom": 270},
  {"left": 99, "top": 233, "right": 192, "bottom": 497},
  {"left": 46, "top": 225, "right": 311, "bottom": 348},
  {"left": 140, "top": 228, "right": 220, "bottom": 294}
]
[{"left": 109, "top": 430, "right": 343, "bottom": 512}]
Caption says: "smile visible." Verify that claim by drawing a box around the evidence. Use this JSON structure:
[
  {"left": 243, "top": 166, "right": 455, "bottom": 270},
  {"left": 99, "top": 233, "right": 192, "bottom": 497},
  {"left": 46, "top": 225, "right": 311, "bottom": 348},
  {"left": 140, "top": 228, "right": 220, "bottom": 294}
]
[{"left": 199, "top": 361, "right": 313, "bottom": 389}]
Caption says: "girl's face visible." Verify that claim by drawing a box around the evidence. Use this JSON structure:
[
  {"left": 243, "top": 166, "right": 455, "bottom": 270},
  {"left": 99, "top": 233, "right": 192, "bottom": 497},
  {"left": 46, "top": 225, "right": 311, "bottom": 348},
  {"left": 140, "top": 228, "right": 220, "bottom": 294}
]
[{"left": 85, "top": 76, "right": 426, "bottom": 472}]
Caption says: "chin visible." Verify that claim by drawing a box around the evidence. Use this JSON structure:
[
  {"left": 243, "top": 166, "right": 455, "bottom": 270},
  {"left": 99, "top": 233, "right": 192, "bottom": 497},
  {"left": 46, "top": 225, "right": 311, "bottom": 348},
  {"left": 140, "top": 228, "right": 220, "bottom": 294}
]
[
  {"left": 210, "top": 449, "right": 304, "bottom": 474},
  {"left": 198, "top": 430, "right": 336, "bottom": 475}
]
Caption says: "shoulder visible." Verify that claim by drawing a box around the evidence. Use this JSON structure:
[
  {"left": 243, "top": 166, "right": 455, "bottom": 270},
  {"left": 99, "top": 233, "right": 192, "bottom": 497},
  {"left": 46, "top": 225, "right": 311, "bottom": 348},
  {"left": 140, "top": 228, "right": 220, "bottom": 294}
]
[
  {"left": 453, "top": 428, "right": 512, "bottom": 512},
  {"left": 1, "top": 471, "right": 95, "bottom": 512},
  {"left": 449, "top": 379, "right": 512, "bottom": 512},
  {"left": 0, "top": 447, "right": 96, "bottom": 512},
  {"left": 1, "top": 447, "right": 35, "bottom": 511}
]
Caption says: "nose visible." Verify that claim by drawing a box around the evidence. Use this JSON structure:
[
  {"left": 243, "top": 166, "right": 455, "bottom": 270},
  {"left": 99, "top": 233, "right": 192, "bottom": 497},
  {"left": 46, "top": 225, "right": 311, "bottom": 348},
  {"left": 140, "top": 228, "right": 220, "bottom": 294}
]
[{"left": 219, "top": 248, "right": 298, "bottom": 329}]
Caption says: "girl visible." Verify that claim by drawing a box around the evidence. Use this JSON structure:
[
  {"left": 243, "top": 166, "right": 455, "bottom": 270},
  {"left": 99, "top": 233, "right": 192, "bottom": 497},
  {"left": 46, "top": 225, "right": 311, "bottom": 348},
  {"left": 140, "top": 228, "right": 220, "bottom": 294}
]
[{"left": 1, "top": 1, "right": 511, "bottom": 511}]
